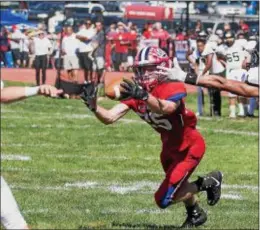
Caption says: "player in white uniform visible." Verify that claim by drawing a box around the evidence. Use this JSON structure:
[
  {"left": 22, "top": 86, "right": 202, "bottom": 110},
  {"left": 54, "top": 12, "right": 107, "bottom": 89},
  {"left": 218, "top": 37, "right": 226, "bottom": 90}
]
[
  {"left": 1, "top": 81, "right": 63, "bottom": 229},
  {"left": 219, "top": 31, "right": 249, "bottom": 118}
]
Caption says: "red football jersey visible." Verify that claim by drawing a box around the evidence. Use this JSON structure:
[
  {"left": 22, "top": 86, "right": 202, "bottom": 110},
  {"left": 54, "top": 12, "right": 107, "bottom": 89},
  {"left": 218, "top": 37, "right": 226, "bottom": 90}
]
[{"left": 121, "top": 82, "right": 198, "bottom": 151}]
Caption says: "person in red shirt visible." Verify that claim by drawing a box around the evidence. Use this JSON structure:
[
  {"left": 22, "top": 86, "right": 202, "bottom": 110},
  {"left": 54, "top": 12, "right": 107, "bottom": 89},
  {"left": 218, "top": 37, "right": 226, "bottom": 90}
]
[
  {"left": 80, "top": 46, "right": 223, "bottom": 228},
  {"left": 142, "top": 22, "right": 153, "bottom": 39},
  {"left": 151, "top": 22, "right": 170, "bottom": 53},
  {"left": 126, "top": 26, "right": 138, "bottom": 67},
  {"left": 114, "top": 23, "right": 129, "bottom": 71}
]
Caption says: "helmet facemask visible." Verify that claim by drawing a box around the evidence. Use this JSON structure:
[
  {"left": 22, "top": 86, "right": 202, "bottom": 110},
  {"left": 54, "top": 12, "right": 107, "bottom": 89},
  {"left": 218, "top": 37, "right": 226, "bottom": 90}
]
[
  {"left": 133, "top": 61, "right": 169, "bottom": 91},
  {"left": 133, "top": 46, "right": 171, "bottom": 91}
]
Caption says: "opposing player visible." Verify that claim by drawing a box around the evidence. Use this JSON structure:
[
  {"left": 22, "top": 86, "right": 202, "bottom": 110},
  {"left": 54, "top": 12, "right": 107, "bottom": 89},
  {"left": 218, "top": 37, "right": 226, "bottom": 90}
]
[
  {"left": 1, "top": 81, "right": 63, "bottom": 229},
  {"left": 80, "top": 46, "right": 222, "bottom": 228},
  {"left": 219, "top": 31, "right": 249, "bottom": 117}
]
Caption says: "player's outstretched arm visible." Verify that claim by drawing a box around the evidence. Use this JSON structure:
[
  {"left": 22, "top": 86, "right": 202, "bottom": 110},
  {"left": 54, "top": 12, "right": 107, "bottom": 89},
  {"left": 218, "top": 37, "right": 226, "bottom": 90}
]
[
  {"left": 156, "top": 58, "right": 259, "bottom": 97},
  {"left": 0, "top": 83, "right": 63, "bottom": 104},
  {"left": 202, "top": 75, "right": 259, "bottom": 97},
  {"left": 80, "top": 82, "right": 130, "bottom": 125}
]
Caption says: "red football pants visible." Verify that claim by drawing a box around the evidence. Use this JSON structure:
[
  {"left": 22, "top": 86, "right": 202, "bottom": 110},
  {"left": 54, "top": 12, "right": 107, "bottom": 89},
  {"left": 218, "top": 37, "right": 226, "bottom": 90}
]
[{"left": 154, "top": 132, "right": 206, "bottom": 208}]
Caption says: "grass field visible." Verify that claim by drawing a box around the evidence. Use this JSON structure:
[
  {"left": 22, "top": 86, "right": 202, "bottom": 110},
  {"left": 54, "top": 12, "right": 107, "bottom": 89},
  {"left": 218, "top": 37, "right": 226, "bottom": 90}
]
[{"left": 1, "top": 81, "right": 259, "bottom": 229}]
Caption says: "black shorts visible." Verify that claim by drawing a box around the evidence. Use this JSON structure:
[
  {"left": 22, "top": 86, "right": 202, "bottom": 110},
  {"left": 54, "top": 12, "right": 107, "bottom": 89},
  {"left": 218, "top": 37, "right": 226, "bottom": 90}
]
[
  {"left": 128, "top": 49, "right": 137, "bottom": 58},
  {"left": 11, "top": 49, "right": 20, "bottom": 62},
  {"left": 78, "top": 52, "right": 93, "bottom": 70},
  {"left": 35, "top": 55, "right": 48, "bottom": 69},
  {"left": 115, "top": 52, "right": 127, "bottom": 64},
  {"left": 20, "top": 51, "right": 29, "bottom": 61}
]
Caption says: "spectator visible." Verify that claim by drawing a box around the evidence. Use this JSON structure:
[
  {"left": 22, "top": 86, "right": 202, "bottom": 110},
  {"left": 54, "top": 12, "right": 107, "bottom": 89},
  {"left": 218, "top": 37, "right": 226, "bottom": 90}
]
[
  {"left": 113, "top": 23, "right": 128, "bottom": 71},
  {"left": 76, "top": 20, "right": 96, "bottom": 82},
  {"left": 48, "top": 11, "right": 65, "bottom": 34},
  {"left": 142, "top": 22, "right": 153, "bottom": 39},
  {"left": 19, "top": 30, "right": 30, "bottom": 68},
  {"left": 200, "top": 37, "right": 225, "bottom": 117},
  {"left": 195, "top": 19, "right": 203, "bottom": 32},
  {"left": 186, "top": 39, "right": 207, "bottom": 116},
  {"left": 223, "top": 23, "right": 231, "bottom": 33},
  {"left": 0, "top": 27, "right": 9, "bottom": 67},
  {"left": 175, "top": 26, "right": 187, "bottom": 41},
  {"left": 8, "top": 25, "right": 23, "bottom": 67},
  {"left": 105, "top": 23, "right": 117, "bottom": 71},
  {"left": 127, "top": 26, "right": 138, "bottom": 67},
  {"left": 92, "top": 21, "right": 105, "bottom": 85},
  {"left": 151, "top": 22, "right": 170, "bottom": 53},
  {"left": 62, "top": 26, "right": 80, "bottom": 82},
  {"left": 32, "top": 30, "right": 52, "bottom": 85}
]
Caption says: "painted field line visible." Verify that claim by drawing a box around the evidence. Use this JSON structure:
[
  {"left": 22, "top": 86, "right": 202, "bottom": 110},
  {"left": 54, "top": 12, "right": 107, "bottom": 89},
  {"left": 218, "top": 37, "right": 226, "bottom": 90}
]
[
  {"left": 1, "top": 142, "right": 257, "bottom": 151},
  {"left": 1, "top": 155, "right": 31, "bottom": 161},
  {"left": 1, "top": 142, "right": 159, "bottom": 148},
  {"left": 3, "top": 167, "right": 258, "bottom": 177},
  {"left": 2, "top": 113, "right": 258, "bottom": 136},
  {"left": 222, "top": 184, "right": 259, "bottom": 191},
  {"left": 9, "top": 183, "right": 246, "bottom": 201},
  {"left": 10, "top": 180, "right": 258, "bottom": 193},
  {"left": 1, "top": 153, "right": 158, "bottom": 161},
  {"left": 23, "top": 209, "right": 49, "bottom": 214},
  {"left": 221, "top": 194, "right": 243, "bottom": 200}
]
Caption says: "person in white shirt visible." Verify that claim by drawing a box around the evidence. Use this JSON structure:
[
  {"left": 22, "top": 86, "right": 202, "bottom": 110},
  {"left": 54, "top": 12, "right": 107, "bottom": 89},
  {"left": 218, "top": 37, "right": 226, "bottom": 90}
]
[
  {"left": 32, "top": 30, "right": 52, "bottom": 85},
  {"left": 76, "top": 20, "right": 96, "bottom": 82},
  {"left": 62, "top": 26, "right": 80, "bottom": 81},
  {"left": 200, "top": 35, "right": 225, "bottom": 117},
  {"left": 19, "top": 30, "right": 30, "bottom": 68},
  {"left": 8, "top": 25, "right": 23, "bottom": 67},
  {"left": 186, "top": 39, "right": 207, "bottom": 116}
]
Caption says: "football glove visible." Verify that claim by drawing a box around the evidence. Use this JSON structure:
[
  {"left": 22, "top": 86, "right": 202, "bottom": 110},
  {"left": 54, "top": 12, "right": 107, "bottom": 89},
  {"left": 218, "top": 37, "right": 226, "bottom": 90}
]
[
  {"left": 80, "top": 82, "right": 98, "bottom": 112},
  {"left": 120, "top": 78, "right": 148, "bottom": 101},
  {"left": 156, "top": 58, "right": 199, "bottom": 85}
]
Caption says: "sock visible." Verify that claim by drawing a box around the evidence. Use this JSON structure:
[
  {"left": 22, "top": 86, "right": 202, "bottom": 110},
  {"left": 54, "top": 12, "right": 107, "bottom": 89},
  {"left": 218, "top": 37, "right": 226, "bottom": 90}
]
[
  {"left": 238, "top": 103, "right": 244, "bottom": 116},
  {"left": 229, "top": 105, "right": 236, "bottom": 117},
  {"left": 248, "top": 98, "right": 256, "bottom": 115},
  {"left": 243, "top": 104, "right": 249, "bottom": 115}
]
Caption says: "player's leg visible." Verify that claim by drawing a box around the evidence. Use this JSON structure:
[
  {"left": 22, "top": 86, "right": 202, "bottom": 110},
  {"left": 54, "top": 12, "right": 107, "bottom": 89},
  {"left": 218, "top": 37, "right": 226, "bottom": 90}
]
[
  {"left": 1, "top": 176, "right": 29, "bottom": 229},
  {"left": 228, "top": 95, "right": 237, "bottom": 118},
  {"left": 154, "top": 134, "right": 222, "bottom": 228}
]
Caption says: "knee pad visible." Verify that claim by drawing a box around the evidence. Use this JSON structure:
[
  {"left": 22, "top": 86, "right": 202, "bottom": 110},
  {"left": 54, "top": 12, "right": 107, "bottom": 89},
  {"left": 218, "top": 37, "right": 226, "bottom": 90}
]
[{"left": 155, "top": 185, "right": 176, "bottom": 209}]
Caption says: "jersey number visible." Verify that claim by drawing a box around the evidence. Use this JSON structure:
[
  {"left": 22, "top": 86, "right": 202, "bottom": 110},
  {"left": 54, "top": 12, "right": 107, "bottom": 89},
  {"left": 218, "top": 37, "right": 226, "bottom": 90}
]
[{"left": 226, "top": 52, "right": 240, "bottom": 62}]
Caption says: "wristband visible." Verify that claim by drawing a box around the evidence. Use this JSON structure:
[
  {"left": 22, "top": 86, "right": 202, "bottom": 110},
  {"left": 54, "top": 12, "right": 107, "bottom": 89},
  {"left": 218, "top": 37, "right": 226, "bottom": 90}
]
[
  {"left": 185, "top": 73, "right": 199, "bottom": 85},
  {"left": 25, "top": 86, "right": 40, "bottom": 97}
]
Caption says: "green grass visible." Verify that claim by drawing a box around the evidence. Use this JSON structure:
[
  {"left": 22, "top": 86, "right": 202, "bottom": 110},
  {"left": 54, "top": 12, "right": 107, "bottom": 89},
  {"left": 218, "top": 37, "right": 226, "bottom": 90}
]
[{"left": 1, "top": 81, "right": 259, "bottom": 229}]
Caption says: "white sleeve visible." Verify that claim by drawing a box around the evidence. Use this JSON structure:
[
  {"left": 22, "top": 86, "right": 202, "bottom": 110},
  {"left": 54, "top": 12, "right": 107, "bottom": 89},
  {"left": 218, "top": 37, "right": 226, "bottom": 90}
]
[
  {"left": 202, "top": 43, "right": 214, "bottom": 56},
  {"left": 47, "top": 38, "right": 52, "bottom": 48},
  {"left": 1, "top": 80, "right": 4, "bottom": 90},
  {"left": 1, "top": 176, "right": 28, "bottom": 229}
]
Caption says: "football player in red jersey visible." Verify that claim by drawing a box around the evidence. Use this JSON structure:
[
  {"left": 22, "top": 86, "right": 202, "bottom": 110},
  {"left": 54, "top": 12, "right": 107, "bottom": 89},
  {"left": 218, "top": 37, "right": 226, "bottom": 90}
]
[{"left": 80, "top": 46, "right": 222, "bottom": 228}]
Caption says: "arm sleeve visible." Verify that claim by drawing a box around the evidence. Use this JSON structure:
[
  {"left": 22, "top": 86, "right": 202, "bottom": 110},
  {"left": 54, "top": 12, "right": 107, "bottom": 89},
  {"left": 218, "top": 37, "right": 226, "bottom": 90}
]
[
  {"left": 156, "top": 82, "right": 187, "bottom": 102},
  {"left": 202, "top": 43, "right": 214, "bottom": 56},
  {"left": 120, "top": 99, "right": 135, "bottom": 110}
]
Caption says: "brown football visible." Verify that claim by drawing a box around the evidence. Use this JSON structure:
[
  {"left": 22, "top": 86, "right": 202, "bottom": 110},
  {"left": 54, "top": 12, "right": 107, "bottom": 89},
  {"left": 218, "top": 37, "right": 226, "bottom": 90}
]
[{"left": 104, "top": 72, "right": 133, "bottom": 100}]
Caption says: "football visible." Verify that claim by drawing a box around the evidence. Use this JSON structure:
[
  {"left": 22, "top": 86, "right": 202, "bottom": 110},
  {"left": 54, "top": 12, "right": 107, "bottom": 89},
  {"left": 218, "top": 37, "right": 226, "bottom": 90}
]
[{"left": 104, "top": 72, "right": 133, "bottom": 100}]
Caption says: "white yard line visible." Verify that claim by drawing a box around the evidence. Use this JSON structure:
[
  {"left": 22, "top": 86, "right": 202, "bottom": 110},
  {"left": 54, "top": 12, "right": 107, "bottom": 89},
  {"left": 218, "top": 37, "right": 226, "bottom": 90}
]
[
  {"left": 2, "top": 166, "right": 258, "bottom": 176},
  {"left": 10, "top": 180, "right": 258, "bottom": 194},
  {"left": 1, "top": 155, "right": 31, "bottom": 161}
]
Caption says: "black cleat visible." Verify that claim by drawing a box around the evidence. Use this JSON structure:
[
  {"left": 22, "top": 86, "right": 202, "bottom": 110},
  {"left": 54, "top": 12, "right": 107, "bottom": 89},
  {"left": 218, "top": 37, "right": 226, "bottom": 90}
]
[
  {"left": 181, "top": 205, "right": 207, "bottom": 228},
  {"left": 197, "top": 171, "right": 223, "bottom": 206}
]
